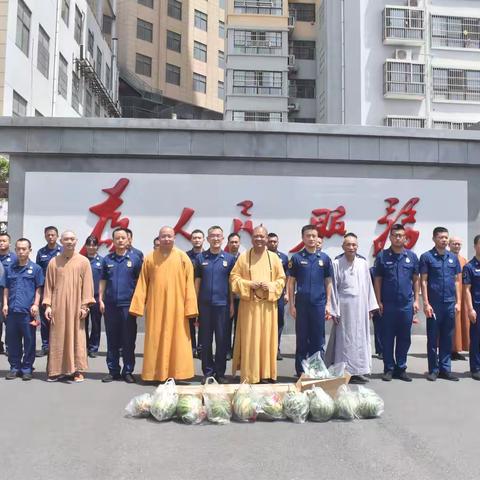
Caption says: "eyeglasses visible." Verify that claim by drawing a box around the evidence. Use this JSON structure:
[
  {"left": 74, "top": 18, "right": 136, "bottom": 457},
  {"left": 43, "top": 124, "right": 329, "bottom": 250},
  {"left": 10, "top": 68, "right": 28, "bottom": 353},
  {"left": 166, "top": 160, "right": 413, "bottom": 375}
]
[{"left": 390, "top": 234, "right": 405, "bottom": 239}]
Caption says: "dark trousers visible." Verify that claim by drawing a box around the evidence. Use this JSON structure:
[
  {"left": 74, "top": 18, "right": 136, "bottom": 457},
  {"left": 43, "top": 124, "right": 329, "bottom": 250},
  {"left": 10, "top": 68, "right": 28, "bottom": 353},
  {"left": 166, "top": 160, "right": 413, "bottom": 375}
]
[
  {"left": 372, "top": 312, "right": 383, "bottom": 356},
  {"left": 199, "top": 304, "right": 229, "bottom": 378},
  {"left": 6, "top": 313, "right": 36, "bottom": 374},
  {"left": 226, "top": 297, "right": 239, "bottom": 354},
  {"left": 85, "top": 302, "right": 102, "bottom": 353},
  {"left": 104, "top": 304, "right": 137, "bottom": 376},
  {"left": 295, "top": 301, "right": 326, "bottom": 375},
  {"left": 278, "top": 297, "right": 285, "bottom": 351},
  {"left": 189, "top": 318, "right": 202, "bottom": 353},
  {"left": 0, "top": 289, "right": 4, "bottom": 350},
  {"left": 427, "top": 302, "right": 455, "bottom": 374},
  {"left": 39, "top": 304, "right": 49, "bottom": 350},
  {"left": 470, "top": 305, "right": 480, "bottom": 373},
  {"left": 382, "top": 303, "right": 413, "bottom": 374}
]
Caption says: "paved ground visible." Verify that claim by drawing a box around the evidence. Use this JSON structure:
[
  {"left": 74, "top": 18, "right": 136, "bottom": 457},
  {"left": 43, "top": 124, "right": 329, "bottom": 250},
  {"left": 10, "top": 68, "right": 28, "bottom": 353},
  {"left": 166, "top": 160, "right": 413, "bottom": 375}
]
[{"left": 0, "top": 334, "right": 478, "bottom": 480}]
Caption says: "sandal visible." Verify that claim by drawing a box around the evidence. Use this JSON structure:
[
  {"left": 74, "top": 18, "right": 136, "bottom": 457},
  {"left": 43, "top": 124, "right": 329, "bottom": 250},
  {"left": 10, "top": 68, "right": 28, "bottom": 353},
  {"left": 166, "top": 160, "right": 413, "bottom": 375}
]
[{"left": 73, "top": 372, "right": 85, "bottom": 383}]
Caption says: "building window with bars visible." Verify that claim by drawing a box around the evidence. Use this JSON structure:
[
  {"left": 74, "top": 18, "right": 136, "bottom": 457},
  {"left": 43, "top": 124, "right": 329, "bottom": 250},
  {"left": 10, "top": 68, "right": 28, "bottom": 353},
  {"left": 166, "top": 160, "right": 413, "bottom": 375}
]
[
  {"left": 85, "top": 90, "right": 93, "bottom": 117},
  {"left": 432, "top": 15, "right": 480, "bottom": 49},
  {"left": 385, "top": 117, "right": 425, "bottom": 128},
  {"left": 105, "top": 64, "right": 111, "bottom": 90},
  {"left": 384, "top": 61, "right": 425, "bottom": 96},
  {"left": 74, "top": 6, "right": 83, "bottom": 44},
  {"left": 289, "top": 3, "right": 315, "bottom": 22},
  {"left": 88, "top": 30, "right": 94, "bottom": 57},
  {"left": 384, "top": 7, "right": 424, "bottom": 41},
  {"left": 432, "top": 68, "right": 480, "bottom": 102},
  {"left": 292, "top": 41, "right": 315, "bottom": 60},
  {"left": 37, "top": 25, "right": 50, "bottom": 79},
  {"left": 193, "top": 73, "right": 207, "bottom": 93},
  {"left": 432, "top": 120, "right": 475, "bottom": 130},
  {"left": 96, "top": 47, "right": 103, "bottom": 79},
  {"left": 16, "top": 0, "right": 31, "bottom": 57},
  {"left": 61, "top": 0, "right": 70, "bottom": 26},
  {"left": 219, "top": 21, "right": 225, "bottom": 39},
  {"left": 166, "top": 63, "right": 181, "bottom": 85},
  {"left": 218, "top": 81, "right": 224, "bottom": 99},
  {"left": 168, "top": 0, "right": 182, "bottom": 20},
  {"left": 233, "top": 70, "right": 283, "bottom": 95},
  {"left": 292, "top": 118, "right": 315, "bottom": 123},
  {"left": 290, "top": 79, "right": 315, "bottom": 98},
  {"left": 71, "top": 71, "right": 81, "bottom": 112},
  {"left": 137, "top": 18, "right": 153, "bottom": 42},
  {"left": 195, "top": 10, "right": 208, "bottom": 31},
  {"left": 194, "top": 41, "right": 207, "bottom": 62},
  {"left": 58, "top": 54, "right": 68, "bottom": 98},
  {"left": 135, "top": 53, "right": 152, "bottom": 77},
  {"left": 218, "top": 50, "right": 225, "bottom": 69},
  {"left": 233, "top": 30, "right": 282, "bottom": 55},
  {"left": 138, "top": 0, "right": 154, "bottom": 8},
  {"left": 232, "top": 111, "right": 283, "bottom": 122},
  {"left": 234, "top": 0, "right": 282, "bottom": 16},
  {"left": 167, "top": 30, "right": 181, "bottom": 52},
  {"left": 12, "top": 91, "right": 27, "bottom": 116}
]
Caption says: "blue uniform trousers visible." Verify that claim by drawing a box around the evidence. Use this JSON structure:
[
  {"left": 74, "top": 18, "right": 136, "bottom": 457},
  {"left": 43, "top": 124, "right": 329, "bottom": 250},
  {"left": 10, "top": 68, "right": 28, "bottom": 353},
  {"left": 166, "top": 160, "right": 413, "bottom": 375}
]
[
  {"left": 104, "top": 304, "right": 137, "bottom": 376},
  {"left": 295, "top": 301, "right": 325, "bottom": 375},
  {"left": 427, "top": 302, "right": 455, "bottom": 374},
  {"left": 85, "top": 302, "right": 102, "bottom": 353},
  {"left": 6, "top": 313, "right": 36, "bottom": 374},
  {"left": 39, "top": 304, "right": 49, "bottom": 350},
  {"left": 470, "top": 305, "right": 480, "bottom": 373},
  {"left": 199, "top": 304, "right": 228, "bottom": 378},
  {"left": 371, "top": 311, "right": 383, "bottom": 356},
  {"left": 382, "top": 303, "right": 413, "bottom": 373},
  {"left": 278, "top": 297, "right": 285, "bottom": 351}
]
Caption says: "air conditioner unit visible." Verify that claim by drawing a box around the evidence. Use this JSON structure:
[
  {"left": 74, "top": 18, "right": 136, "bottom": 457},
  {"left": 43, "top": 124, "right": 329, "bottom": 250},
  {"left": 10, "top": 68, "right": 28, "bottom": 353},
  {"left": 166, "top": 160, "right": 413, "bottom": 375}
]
[
  {"left": 395, "top": 48, "right": 412, "bottom": 60},
  {"left": 288, "top": 54, "right": 296, "bottom": 66},
  {"left": 288, "top": 103, "right": 299, "bottom": 112},
  {"left": 407, "top": 0, "right": 419, "bottom": 7}
]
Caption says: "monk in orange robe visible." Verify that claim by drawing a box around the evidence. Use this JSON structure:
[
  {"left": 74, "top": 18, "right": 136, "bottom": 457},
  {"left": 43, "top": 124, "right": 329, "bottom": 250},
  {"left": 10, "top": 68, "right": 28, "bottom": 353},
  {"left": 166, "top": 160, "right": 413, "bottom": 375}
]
[
  {"left": 43, "top": 231, "right": 95, "bottom": 382},
  {"left": 449, "top": 237, "right": 469, "bottom": 359},
  {"left": 230, "top": 226, "right": 285, "bottom": 383},
  {"left": 130, "top": 226, "right": 198, "bottom": 382}
]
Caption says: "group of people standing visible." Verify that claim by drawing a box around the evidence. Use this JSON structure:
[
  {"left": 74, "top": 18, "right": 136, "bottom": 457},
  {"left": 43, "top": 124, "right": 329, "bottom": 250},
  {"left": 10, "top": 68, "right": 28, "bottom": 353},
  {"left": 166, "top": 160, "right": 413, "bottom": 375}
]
[{"left": 0, "top": 222, "right": 479, "bottom": 385}]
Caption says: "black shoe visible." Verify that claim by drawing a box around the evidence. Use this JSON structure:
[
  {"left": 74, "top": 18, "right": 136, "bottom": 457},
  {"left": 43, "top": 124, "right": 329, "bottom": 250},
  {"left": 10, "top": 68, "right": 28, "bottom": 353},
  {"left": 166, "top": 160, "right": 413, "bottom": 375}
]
[
  {"left": 377, "top": 353, "right": 383, "bottom": 360},
  {"left": 452, "top": 352, "right": 466, "bottom": 361},
  {"left": 192, "top": 349, "right": 198, "bottom": 359},
  {"left": 22, "top": 373, "right": 33, "bottom": 381},
  {"left": 268, "top": 378, "right": 278, "bottom": 384},
  {"left": 124, "top": 373, "right": 136, "bottom": 384},
  {"left": 5, "top": 370, "right": 18, "bottom": 380},
  {"left": 201, "top": 377, "right": 208, "bottom": 385},
  {"left": 36, "top": 348, "right": 48, "bottom": 358},
  {"left": 426, "top": 371, "right": 438, "bottom": 382},
  {"left": 472, "top": 371, "right": 480, "bottom": 381},
  {"left": 215, "top": 376, "right": 228, "bottom": 384},
  {"left": 350, "top": 375, "right": 368, "bottom": 384},
  {"left": 382, "top": 371, "right": 393, "bottom": 382},
  {"left": 439, "top": 371, "right": 459, "bottom": 382},
  {"left": 88, "top": 351, "right": 98, "bottom": 358},
  {"left": 259, "top": 379, "right": 269, "bottom": 384},
  {"left": 102, "top": 373, "right": 121, "bottom": 383},
  {"left": 277, "top": 351, "right": 283, "bottom": 361},
  {"left": 395, "top": 371, "right": 413, "bottom": 382}
]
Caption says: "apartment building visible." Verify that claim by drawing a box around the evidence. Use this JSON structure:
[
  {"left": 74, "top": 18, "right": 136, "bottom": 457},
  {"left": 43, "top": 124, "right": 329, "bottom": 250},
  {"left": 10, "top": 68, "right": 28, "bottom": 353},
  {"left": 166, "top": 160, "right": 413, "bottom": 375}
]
[
  {"left": 116, "top": 0, "right": 226, "bottom": 119},
  {"left": 0, "top": 0, "right": 120, "bottom": 117}
]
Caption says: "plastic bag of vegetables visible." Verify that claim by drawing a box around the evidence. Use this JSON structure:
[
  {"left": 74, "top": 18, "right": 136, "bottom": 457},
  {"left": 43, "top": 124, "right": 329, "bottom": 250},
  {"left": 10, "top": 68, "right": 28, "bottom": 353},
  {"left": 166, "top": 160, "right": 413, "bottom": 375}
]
[
  {"left": 150, "top": 378, "right": 178, "bottom": 422},
  {"left": 124, "top": 393, "right": 152, "bottom": 418},
  {"left": 176, "top": 394, "right": 206, "bottom": 425},
  {"left": 232, "top": 383, "right": 260, "bottom": 423},
  {"left": 203, "top": 377, "right": 232, "bottom": 425},
  {"left": 283, "top": 388, "right": 310, "bottom": 424},
  {"left": 258, "top": 391, "right": 286, "bottom": 421},
  {"left": 308, "top": 386, "right": 335, "bottom": 422},
  {"left": 301, "top": 351, "right": 330, "bottom": 379},
  {"left": 334, "top": 385, "right": 359, "bottom": 420},
  {"left": 356, "top": 386, "right": 384, "bottom": 419}
]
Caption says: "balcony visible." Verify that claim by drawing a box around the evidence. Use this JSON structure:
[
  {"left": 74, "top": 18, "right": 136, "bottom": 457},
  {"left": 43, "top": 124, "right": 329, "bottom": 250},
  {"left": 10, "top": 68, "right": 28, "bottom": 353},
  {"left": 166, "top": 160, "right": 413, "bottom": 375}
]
[
  {"left": 384, "top": 60, "right": 425, "bottom": 100},
  {"left": 288, "top": 54, "right": 297, "bottom": 72},
  {"left": 383, "top": 6, "right": 425, "bottom": 46}
]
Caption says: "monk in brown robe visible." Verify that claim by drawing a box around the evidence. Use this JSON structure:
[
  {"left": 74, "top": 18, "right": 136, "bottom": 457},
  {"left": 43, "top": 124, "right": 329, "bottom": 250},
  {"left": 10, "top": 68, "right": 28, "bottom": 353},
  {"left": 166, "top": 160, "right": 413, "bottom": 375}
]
[{"left": 43, "top": 231, "right": 95, "bottom": 382}]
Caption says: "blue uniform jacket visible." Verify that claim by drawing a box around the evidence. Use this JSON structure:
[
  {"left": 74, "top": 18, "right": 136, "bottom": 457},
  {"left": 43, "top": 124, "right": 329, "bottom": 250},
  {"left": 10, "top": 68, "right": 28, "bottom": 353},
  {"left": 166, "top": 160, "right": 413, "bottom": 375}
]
[
  {"left": 463, "top": 257, "right": 480, "bottom": 305},
  {"left": 0, "top": 251, "right": 18, "bottom": 272},
  {"left": 36, "top": 244, "right": 62, "bottom": 275},
  {"left": 128, "top": 246, "right": 144, "bottom": 263},
  {"left": 87, "top": 254, "right": 104, "bottom": 299},
  {"left": 5, "top": 259, "right": 44, "bottom": 313},
  {"left": 186, "top": 249, "right": 203, "bottom": 264}
]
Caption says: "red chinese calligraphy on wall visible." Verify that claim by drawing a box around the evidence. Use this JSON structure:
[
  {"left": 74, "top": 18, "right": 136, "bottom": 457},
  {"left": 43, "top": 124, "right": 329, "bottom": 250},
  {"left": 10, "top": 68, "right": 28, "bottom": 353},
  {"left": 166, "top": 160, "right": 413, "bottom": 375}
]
[
  {"left": 232, "top": 200, "right": 254, "bottom": 236},
  {"left": 373, "top": 197, "right": 420, "bottom": 256},
  {"left": 173, "top": 207, "right": 195, "bottom": 241}
]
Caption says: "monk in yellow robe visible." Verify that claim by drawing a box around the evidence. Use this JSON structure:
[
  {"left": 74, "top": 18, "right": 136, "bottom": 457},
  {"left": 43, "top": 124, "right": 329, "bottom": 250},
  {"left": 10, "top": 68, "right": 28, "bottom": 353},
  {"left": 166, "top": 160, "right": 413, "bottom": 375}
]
[
  {"left": 230, "top": 226, "right": 285, "bottom": 383},
  {"left": 43, "top": 231, "right": 95, "bottom": 382},
  {"left": 130, "top": 226, "right": 198, "bottom": 382}
]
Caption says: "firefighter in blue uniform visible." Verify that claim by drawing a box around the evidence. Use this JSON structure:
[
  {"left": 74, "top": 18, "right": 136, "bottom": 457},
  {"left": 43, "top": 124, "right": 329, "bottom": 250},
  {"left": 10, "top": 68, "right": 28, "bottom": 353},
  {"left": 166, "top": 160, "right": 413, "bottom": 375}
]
[
  {"left": 420, "top": 226, "right": 462, "bottom": 382},
  {"left": 194, "top": 226, "right": 235, "bottom": 383},
  {"left": 462, "top": 234, "right": 480, "bottom": 381},
  {"left": 374, "top": 224, "right": 420, "bottom": 382},
  {"left": 0, "top": 233, "right": 17, "bottom": 355},
  {"left": 288, "top": 225, "right": 333, "bottom": 377},
  {"left": 267, "top": 232, "right": 289, "bottom": 360},
  {"left": 99, "top": 228, "right": 142, "bottom": 383},
  {"left": 3, "top": 238, "right": 43, "bottom": 380},
  {"left": 369, "top": 266, "right": 383, "bottom": 360},
  {"left": 125, "top": 228, "right": 144, "bottom": 262},
  {"left": 35, "top": 226, "right": 62, "bottom": 357}
]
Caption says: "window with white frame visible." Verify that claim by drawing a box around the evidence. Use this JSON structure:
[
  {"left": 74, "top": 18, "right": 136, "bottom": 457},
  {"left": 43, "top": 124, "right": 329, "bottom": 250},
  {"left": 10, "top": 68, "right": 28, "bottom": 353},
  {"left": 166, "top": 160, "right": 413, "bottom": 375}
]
[
  {"left": 74, "top": 5, "right": 83, "bottom": 44},
  {"left": 432, "top": 15, "right": 480, "bottom": 49},
  {"left": 137, "top": 18, "right": 153, "bottom": 42},
  {"left": 233, "top": 71, "right": 283, "bottom": 95},
  {"left": 432, "top": 68, "right": 480, "bottom": 102},
  {"left": 105, "top": 64, "right": 111, "bottom": 90},
  {"left": 85, "top": 90, "right": 93, "bottom": 117},
  {"left": 138, "top": 0, "right": 154, "bottom": 8},
  {"left": 289, "top": 3, "right": 315, "bottom": 22},
  {"left": 167, "top": 30, "right": 181, "bottom": 52},
  {"left": 232, "top": 111, "right": 283, "bottom": 122},
  {"left": 384, "top": 7, "right": 424, "bottom": 41},
  {"left": 166, "top": 63, "right": 180, "bottom": 85},
  {"left": 218, "top": 81, "right": 224, "bottom": 99},
  {"left": 135, "top": 53, "right": 152, "bottom": 77},
  {"left": 61, "top": 0, "right": 70, "bottom": 26},
  {"left": 290, "top": 79, "right": 316, "bottom": 98},
  {"left": 16, "top": 0, "right": 31, "bottom": 57},
  {"left": 194, "top": 10, "right": 207, "bottom": 31},
  {"left": 384, "top": 61, "right": 425, "bottom": 95},
  {"left": 432, "top": 120, "right": 476, "bottom": 130},
  {"left": 233, "top": 30, "right": 282, "bottom": 55},
  {"left": 58, "top": 54, "right": 68, "bottom": 98},
  {"left": 71, "top": 71, "right": 81, "bottom": 112},
  {"left": 292, "top": 41, "right": 315, "bottom": 60},
  {"left": 219, "top": 21, "right": 225, "bottom": 38},
  {"left": 12, "top": 91, "right": 27, "bottom": 116},
  {"left": 96, "top": 47, "right": 103, "bottom": 79},
  {"left": 234, "top": 0, "right": 282, "bottom": 15},
  {"left": 37, "top": 25, "right": 50, "bottom": 78},
  {"left": 193, "top": 73, "right": 206, "bottom": 93},
  {"left": 218, "top": 50, "right": 224, "bottom": 69},
  {"left": 385, "top": 117, "right": 425, "bottom": 128},
  {"left": 168, "top": 0, "right": 182, "bottom": 20},
  {"left": 194, "top": 41, "right": 207, "bottom": 62},
  {"left": 88, "top": 30, "right": 94, "bottom": 57}
]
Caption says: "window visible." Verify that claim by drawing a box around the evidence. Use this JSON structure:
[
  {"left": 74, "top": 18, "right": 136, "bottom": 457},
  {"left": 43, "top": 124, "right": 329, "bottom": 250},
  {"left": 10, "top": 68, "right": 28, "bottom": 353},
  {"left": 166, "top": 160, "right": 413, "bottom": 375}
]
[
  {"left": 61, "top": 0, "right": 70, "bottom": 26},
  {"left": 85, "top": 90, "right": 93, "bottom": 117},
  {"left": 95, "top": 100, "right": 101, "bottom": 117},
  {"left": 292, "top": 41, "right": 315, "bottom": 60},
  {"left": 233, "top": 30, "right": 282, "bottom": 55},
  {"left": 384, "top": 61, "right": 425, "bottom": 96},
  {"left": 12, "top": 91, "right": 27, "bottom": 116},
  {"left": 234, "top": 0, "right": 282, "bottom": 16},
  {"left": 385, "top": 117, "right": 426, "bottom": 128},
  {"left": 137, "top": 18, "right": 153, "bottom": 42},
  {"left": 218, "top": 81, "right": 224, "bottom": 99},
  {"left": 103, "top": 15, "right": 113, "bottom": 35},
  {"left": 292, "top": 118, "right": 315, "bottom": 123},
  {"left": 167, "top": 30, "right": 181, "bottom": 52},
  {"left": 166, "top": 63, "right": 181, "bottom": 85},
  {"left": 105, "top": 64, "right": 111, "bottom": 90},
  {"left": 289, "top": 3, "right": 315, "bottom": 22},
  {"left": 219, "top": 0, "right": 225, "bottom": 9},
  {"left": 138, "top": 0, "right": 154, "bottom": 7},
  {"left": 219, "top": 21, "right": 225, "bottom": 38},
  {"left": 16, "top": 0, "right": 31, "bottom": 56},
  {"left": 432, "top": 121, "right": 475, "bottom": 130},
  {"left": 384, "top": 7, "right": 424, "bottom": 41},
  {"left": 96, "top": 47, "right": 103, "bottom": 79},
  {"left": 290, "top": 79, "right": 315, "bottom": 98},
  {"left": 233, "top": 70, "right": 283, "bottom": 95},
  {"left": 218, "top": 50, "right": 225, "bottom": 69},
  {"left": 135, "top": 53, "right": 152, "bottom": 77},
  {"left": 193, "top": 73, "right": 206, "bottom": 93},
  {"left": 432, "top": 15, "right": 480, "bottom": 49},
  {"left": 74, "top": 6, "right": 83, "bottom": 44},
  {"left": 58, "top": 54, "right": 68, "bottom": 98},
  {"left": 432, "top": 68, "right": 480, "bottom": 102},
  {"left": 88, "top": 30, "right": 94, "bottom": 57},
  {"left": 168, "top": 0, "right": 182, "bottom": 20},
  {"left": 71, "top": 71, "right": 81, "bottom": 112},
  {"left": 195, "top": 10, "right": 207, "bottom": 31},
  {"left": 194, "top": 41, "right": 207, "bottom": 62},
  {"left": 232, "top": 111, "right": 283, "bottom": 122},
  {"left": 37, "top": 26, "right": 50, "bottom": 78}
]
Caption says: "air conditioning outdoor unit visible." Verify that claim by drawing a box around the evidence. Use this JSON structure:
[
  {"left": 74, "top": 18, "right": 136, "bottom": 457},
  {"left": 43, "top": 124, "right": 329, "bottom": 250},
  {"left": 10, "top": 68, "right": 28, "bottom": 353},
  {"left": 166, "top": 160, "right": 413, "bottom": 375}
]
[
  {"left": 395, "top": 48, "right": 412, "bottom": 61},
  {"left": 288, "top": 54, "right": 296, "bottom": 66},
  {"left": 408, "top": 0, "right": 419, "bottom": 7},
  {"left": 288, "top": 103, "right": 299, "bottom": 112}
]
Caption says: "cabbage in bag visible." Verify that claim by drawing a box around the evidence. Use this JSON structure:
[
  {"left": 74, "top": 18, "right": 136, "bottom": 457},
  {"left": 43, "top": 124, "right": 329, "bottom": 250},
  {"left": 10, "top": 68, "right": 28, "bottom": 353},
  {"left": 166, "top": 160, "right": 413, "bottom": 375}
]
[
  {"left": 125, "top": 393, "right": 152, "bottom": 418},
  {"left": 283, "top": 389, "right": 310, "bottom": 424},
  {"left": 258, "top": 391, "right": 286, "bottom": 421},
  {"left": 334, "top": 384, "right": 359, "bottom": 420},
  {"left": 203, "top": 377, "right": 232, "bottom": 425},
  {"left": 301, "top": 351, "right": 330, "bottom": 379},
  {"left": 176, "top": 394, "right": 206, "bottom": 425},
  {"left": 150, "top": 378, "right": 178, "bottom": 422},
  {"left": 232, "top": 383, "right": 260, "bottom": 422},
  {"left": 308, "top": 386, "right": 335, "bottom": 422},
  {"left": 356, "top": 386, "right": 384, "bottom": 419}
]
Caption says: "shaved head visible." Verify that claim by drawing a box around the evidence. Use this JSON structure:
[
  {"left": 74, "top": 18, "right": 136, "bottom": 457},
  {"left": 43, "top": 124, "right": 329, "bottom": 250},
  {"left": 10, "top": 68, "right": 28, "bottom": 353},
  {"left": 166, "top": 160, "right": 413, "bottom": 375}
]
[
  {"left": 449, "top": 236, "right": 462, "bottom": 255},
  {"left": 253, "top": 225, "right": 268, "bottom": 236},
  {"left": 61, "top": 230, "right": 76, "bottom": 240},
  {"left": 159, "top": 226, "right": 174, "bottom": 236}
]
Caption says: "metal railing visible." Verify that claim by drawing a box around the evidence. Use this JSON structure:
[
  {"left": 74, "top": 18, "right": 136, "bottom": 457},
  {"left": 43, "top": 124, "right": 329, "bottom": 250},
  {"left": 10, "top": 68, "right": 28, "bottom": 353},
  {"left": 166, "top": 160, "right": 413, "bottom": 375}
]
[
  {"left": 384, "top": 61, "right": 425, "bottom": 96},
  {"left": 383, "top": 7, "right": 424, "bottom": 42},
  {"left": 431, "top": 15, "right": 480, "bottom": 49}
]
